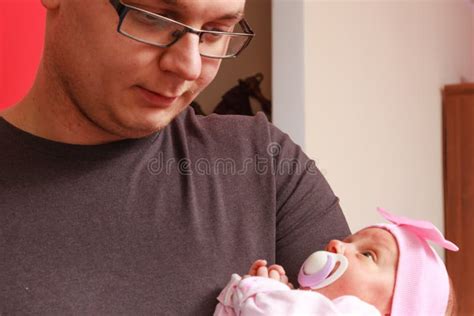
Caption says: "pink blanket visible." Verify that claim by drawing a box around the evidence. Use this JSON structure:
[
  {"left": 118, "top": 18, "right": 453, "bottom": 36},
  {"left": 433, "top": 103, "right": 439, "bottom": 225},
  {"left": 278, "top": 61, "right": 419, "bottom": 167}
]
[{"left": 214, "top": 274, "right": 380, "bottom": 316}]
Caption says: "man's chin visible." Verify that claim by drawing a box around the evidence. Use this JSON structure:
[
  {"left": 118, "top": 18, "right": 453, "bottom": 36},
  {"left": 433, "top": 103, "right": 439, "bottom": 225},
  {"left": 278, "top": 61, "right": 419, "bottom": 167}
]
[
  {"left": 118, "top": 121, "right": 168, "bottom": 139},
  {"left": 108, "top": 101, "right": 190, "bottom": 138},
  {"left": 120, "top": 110, "right": 182, "bottom": 138}
]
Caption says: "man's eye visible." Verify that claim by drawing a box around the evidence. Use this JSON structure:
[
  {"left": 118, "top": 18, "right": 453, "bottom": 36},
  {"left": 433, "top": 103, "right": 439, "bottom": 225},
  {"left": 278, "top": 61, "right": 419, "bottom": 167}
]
[
  {"left": 201, "top": 32, "right": 224, "bottom": 43},
  {"left": 130, "top": 11, "right": 166, "bottom": 27},
  {"left": 142, "top": 13, "right": 160, "bottom": 22}
]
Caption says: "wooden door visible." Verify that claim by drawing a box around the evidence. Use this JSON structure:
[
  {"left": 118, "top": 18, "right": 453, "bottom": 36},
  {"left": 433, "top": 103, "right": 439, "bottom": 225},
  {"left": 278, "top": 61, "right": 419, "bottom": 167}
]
[{"left": 443, "top": 83, "right": 474, "bottom": 316}]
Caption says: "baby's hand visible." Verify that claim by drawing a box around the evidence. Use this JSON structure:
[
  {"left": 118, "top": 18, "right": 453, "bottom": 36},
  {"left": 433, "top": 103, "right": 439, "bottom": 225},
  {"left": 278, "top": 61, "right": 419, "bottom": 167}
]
[{"left": 244, "top": 259, "right": 294, "bottom": 289}]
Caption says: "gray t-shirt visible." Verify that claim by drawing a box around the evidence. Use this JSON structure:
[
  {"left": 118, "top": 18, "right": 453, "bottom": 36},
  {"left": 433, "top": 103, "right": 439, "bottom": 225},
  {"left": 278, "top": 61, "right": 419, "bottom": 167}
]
[{"left": 0, "top": 108, "right": 350, "bottom": 315}]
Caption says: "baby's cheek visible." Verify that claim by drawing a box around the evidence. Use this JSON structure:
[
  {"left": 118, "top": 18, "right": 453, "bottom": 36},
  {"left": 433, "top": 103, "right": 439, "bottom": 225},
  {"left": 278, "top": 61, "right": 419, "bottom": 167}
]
[{"left": 313, "top": 280, "right": 346, "bottom": 299}]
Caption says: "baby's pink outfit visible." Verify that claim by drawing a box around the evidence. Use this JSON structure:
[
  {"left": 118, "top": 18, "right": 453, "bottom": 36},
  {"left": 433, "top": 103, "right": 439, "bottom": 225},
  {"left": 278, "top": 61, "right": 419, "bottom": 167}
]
[{"left": 213, "top": 274, "right": 380, "bottom": 316}]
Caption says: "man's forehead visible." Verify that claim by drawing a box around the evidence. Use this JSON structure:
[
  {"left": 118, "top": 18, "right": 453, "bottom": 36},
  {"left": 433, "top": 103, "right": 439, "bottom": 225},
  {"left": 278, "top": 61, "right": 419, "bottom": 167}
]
[
  {"left": 149, "top": 0, "right": 244, "bottom": 9},
  {"left": 137, "top": 0, "right": 245, "bottom": 20},
  {"left": 162, "top": 0, "right": 245, "bottom": 4}
]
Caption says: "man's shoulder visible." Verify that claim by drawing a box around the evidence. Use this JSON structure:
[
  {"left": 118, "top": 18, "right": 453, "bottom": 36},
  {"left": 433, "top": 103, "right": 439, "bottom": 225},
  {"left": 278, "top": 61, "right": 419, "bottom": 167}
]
[
  {"left": 170, "top": 108, "right": 277, "bottom": 146},
  {"left": 178, "top": 108, "right": 271, "bottom": 133}
]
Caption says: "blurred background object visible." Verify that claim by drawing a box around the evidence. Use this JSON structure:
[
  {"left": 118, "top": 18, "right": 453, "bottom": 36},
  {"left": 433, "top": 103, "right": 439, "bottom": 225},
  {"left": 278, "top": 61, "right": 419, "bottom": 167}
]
[{"left": 191, "top": 73, "right": 272, "bottom": 120}]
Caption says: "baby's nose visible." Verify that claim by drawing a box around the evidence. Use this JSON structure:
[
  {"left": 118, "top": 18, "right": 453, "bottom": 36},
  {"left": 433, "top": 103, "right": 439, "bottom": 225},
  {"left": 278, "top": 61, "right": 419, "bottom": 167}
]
[{"left": 326, "top": 239, "right": 346, "bottom": 254}]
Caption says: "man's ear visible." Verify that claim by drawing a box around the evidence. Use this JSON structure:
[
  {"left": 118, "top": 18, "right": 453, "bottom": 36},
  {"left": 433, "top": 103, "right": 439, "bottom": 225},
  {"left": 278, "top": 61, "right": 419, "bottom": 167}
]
[{"left": 41, "top": 0, "right": 60, "bottom": 10}]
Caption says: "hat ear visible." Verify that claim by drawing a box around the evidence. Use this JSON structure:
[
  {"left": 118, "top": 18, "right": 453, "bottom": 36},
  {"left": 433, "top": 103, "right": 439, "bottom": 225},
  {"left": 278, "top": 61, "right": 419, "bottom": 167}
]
[{"left": 377, "top": 207, "right": 459, "bottom": 252}]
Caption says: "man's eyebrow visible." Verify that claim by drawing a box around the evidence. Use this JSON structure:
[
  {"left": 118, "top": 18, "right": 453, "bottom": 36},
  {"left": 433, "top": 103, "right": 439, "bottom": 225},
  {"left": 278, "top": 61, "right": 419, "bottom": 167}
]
[{"left": 218, "top": 11, "right": 245, "bottom": 21}]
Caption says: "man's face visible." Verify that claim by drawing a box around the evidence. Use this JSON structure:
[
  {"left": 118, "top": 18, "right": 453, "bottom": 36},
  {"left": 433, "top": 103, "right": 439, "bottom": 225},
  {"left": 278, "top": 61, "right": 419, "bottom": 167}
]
[
  {"left": 315, "top": 228, "right": 398, "bottom": 314},
  {"left": 45, "top": 0, "right": 246, "bottom": 138}
]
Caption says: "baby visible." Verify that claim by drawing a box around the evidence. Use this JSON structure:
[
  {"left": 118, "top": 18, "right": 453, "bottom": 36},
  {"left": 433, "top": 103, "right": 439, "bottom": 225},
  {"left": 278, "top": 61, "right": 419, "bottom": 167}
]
[{"left": 214, "top": 208, "right": 458, "bottom": 316}]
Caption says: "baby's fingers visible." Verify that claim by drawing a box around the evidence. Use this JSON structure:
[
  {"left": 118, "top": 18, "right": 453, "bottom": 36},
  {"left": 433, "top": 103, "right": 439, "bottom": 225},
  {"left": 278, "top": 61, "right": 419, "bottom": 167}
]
[
  {"left": 256, "top": 266, "right": 269, "bottom": 278},
  {"left": 269, "top": 269, "right": 281, "bottom": 281},
  {"left": 248, "top": 259, "right": 267, "bottom": 276},
  {"left": 268, "top": 264, "right": 286, "bottom": 276}
]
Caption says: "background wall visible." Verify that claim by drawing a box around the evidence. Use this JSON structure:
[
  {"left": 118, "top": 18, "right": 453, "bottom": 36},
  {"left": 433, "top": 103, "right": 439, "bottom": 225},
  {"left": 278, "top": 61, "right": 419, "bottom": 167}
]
[
  {"left": 272, "top": 0, "right": 306, "bottom": 147},
  {"left": 0, "top": 0, "right": 45, "bottom": 109},
  {"left": 290, "top": 1, "right": 473, "bottom": 237}
]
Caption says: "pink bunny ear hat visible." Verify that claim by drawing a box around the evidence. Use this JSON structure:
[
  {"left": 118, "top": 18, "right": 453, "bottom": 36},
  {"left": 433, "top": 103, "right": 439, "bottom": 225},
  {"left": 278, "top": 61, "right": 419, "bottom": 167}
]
[{"left": 371, "top": 208, "right": 459, "bottom": 316}]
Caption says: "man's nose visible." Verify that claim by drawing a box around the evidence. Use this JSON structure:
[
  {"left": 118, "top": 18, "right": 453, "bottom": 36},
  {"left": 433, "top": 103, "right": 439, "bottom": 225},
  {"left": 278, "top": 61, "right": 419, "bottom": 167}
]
[
  {"left": 159, "top": 32, "right": 202, "bottom": 81},
  {"left": 326, "top": 239, "right": 346, "bottom": 254}
]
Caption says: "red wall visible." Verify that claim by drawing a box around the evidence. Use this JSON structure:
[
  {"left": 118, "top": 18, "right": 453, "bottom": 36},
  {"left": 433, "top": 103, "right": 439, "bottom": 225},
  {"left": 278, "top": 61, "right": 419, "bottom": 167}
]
[{"left": 0, "top": 0, "right": 46, "bottom": 109}]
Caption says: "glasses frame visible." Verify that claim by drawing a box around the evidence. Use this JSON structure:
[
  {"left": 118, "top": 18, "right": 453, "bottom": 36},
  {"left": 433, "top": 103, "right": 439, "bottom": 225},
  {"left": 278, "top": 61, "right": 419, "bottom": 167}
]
[{"left": 109, "top": 0, "right": 255, "bottom": 59}]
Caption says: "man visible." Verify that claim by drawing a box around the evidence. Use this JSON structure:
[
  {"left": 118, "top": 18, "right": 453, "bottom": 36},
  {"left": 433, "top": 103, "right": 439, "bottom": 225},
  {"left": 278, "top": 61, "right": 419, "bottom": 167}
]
[{"left": 0, "top": 0, "right": 350, "bottom": 314}]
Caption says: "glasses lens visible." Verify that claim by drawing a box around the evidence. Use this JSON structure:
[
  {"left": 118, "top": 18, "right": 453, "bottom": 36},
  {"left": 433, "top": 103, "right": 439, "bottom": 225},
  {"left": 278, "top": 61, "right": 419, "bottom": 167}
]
[
  {"left": 120, "top": 8, "right": 179, "bottom": 46},
  {"left": 200, "top": 21, "right": 252, "bottom": 58},
  {"left": 199, "top": 33, "right": 249, "bottom": 58},
  {"left": 119, "top": 7, "right": 253, "bottom": 58}
]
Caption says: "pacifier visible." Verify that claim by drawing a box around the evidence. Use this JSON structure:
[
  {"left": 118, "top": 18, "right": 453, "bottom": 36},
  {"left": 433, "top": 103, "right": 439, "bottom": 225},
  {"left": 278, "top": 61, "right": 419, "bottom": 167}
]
[{"left": 297, "top": 251, "right": 349, "bottom": 289}]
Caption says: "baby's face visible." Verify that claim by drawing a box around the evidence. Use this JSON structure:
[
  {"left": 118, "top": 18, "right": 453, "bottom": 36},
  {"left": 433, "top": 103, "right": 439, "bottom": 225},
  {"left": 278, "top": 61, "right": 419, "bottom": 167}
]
[{"left": 315, "top": 228, "right": 398, "bottom": 314}]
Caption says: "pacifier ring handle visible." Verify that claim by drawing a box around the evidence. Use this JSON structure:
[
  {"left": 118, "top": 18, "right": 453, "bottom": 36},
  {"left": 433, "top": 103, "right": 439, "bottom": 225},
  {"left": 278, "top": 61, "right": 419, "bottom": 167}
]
[
  {"left": 298, "top": 255, "right": 334, "bottom": 287},
  {"left": 297, "top": 251, "right": 349, "bottom": 290}
]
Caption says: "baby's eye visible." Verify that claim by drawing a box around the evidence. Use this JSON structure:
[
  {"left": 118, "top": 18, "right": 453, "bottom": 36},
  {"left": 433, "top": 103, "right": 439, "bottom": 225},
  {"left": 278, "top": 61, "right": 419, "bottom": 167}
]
[{"left": 362, "top": 251, "right": 375, "bottom": 260}]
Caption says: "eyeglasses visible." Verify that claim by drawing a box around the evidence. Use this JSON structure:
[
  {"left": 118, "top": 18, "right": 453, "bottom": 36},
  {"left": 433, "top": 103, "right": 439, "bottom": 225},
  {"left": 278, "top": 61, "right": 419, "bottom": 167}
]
[{"left": 109, "top": 0, "right": 255, "bottom": 59}]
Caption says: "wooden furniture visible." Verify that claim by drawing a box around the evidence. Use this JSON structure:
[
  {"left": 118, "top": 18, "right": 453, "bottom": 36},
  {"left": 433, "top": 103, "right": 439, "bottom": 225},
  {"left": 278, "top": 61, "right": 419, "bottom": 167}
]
[{"left": 443, "top": 83, "right": 474, "bottom": 316}]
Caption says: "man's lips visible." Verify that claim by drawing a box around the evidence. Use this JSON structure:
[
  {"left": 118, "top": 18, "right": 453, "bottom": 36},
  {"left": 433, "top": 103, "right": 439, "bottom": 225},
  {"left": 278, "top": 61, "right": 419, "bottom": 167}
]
[{"left": 137, "top": 86, "right": 179, "bottom": 108}]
